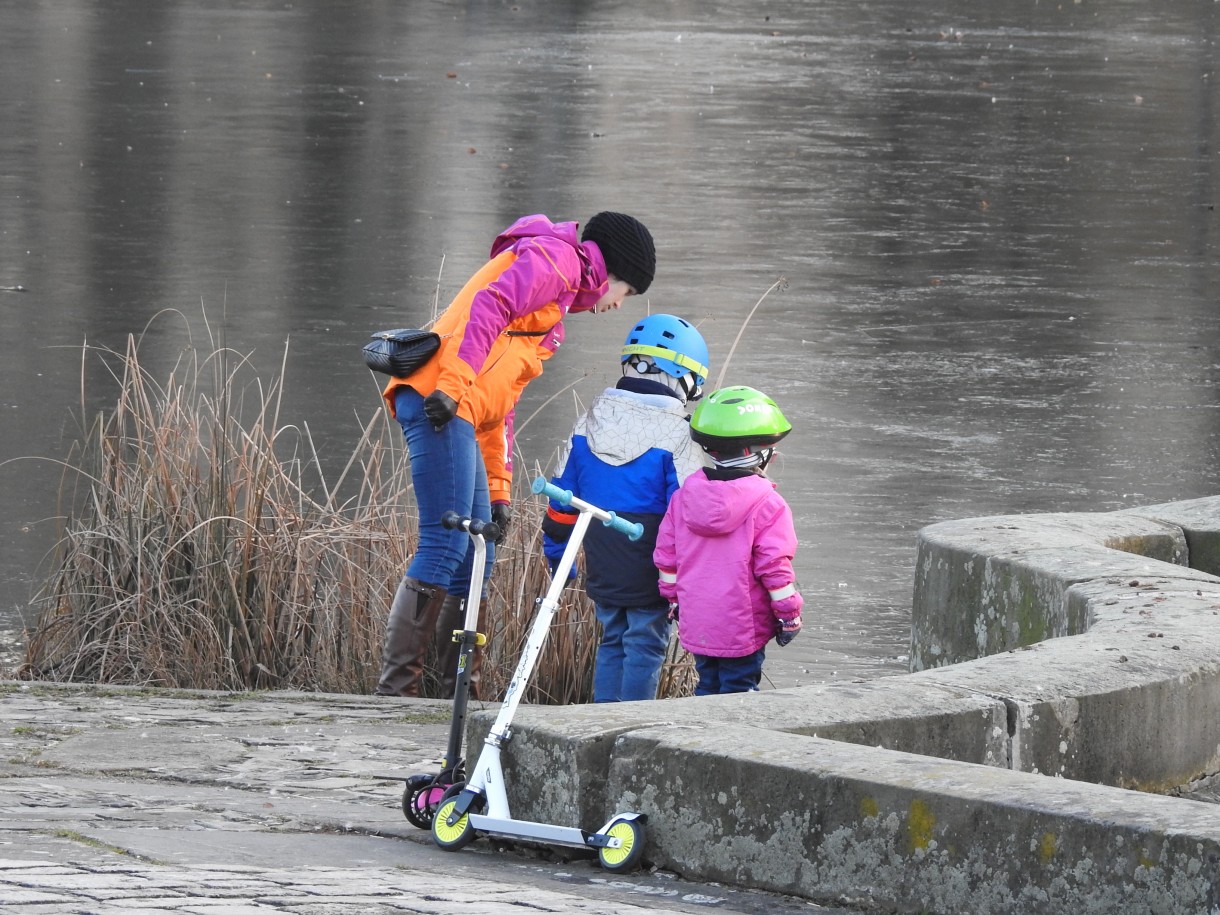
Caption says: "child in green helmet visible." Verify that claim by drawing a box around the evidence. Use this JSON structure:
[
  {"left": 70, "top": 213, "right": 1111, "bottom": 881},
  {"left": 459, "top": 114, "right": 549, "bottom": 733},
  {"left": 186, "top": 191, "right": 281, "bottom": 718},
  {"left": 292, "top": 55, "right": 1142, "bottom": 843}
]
[{"left": 653, "top": 386, "right": 803, "bottom": 695}]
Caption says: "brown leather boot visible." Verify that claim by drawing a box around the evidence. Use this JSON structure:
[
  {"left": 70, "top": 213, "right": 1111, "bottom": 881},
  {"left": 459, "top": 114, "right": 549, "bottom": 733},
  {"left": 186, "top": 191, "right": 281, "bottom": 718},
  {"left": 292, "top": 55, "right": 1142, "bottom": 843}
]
[
  {"left": 374, "top": 577, "right": 447, "bottom": 697},
  {"left": 436, "top": 593, "right": 488, "bottom": 700},
  {"left": 435, "top": 594, "right": 465, "bottom": 700}
]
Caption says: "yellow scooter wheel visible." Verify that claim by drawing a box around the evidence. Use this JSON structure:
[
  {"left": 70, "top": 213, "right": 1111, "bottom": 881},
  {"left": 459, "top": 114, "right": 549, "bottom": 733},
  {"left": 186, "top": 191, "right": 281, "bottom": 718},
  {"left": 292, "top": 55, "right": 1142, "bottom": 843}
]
[
  {"left": 431, "top": 786, "right": 479, "bottom": 851},
  {"left": 598, "top": 818, "right": 645, "bottom": 872}
]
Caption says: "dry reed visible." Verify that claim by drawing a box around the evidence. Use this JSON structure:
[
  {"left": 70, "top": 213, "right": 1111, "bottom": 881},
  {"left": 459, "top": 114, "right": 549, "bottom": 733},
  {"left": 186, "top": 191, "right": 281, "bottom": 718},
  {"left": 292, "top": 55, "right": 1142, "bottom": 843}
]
[{"left": 18, "top": 323, "right": 695, "bottom": 702}]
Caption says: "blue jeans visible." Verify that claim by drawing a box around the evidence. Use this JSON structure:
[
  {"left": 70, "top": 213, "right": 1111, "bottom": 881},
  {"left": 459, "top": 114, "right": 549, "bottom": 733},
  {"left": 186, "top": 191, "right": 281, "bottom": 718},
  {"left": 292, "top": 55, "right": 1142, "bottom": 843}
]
[
  {"left": 593, "top": 604, "right": 671, "bottom": 702},
  {"left": 395, "top": 387, "right": 493, "bottom": 597},
  {"left": 694, "top": 649, "right": 765, "bottom": 696}
]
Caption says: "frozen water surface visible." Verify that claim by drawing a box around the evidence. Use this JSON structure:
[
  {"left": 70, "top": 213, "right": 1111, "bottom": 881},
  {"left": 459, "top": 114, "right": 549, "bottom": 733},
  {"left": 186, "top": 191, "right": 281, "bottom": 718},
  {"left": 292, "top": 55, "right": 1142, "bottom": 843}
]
[{"left": 0, "top": 1, "right": 1216, "bottom": 686}]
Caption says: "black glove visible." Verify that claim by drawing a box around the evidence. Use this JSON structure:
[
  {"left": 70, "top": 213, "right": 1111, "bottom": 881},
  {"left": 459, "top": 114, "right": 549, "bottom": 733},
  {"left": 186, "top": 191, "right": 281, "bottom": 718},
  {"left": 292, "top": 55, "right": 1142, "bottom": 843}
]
[
  {"left": 423, "top": 390, "right": 459, "bottom": 430},
  {"left": 491, "top": 502, "right": 512, "bottom": 537},
  {"left": 540, "top": 506, "right": 577, "bottom": 544}
]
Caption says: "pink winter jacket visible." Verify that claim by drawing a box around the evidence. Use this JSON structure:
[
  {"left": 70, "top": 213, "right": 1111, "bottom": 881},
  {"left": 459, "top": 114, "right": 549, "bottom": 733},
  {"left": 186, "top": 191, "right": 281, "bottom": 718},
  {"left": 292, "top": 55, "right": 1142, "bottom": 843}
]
[
  {"left": 383, "top": 214, "right": 609, "bottom": 502},
  {"left": 654, "top": 469, "right": 803, "bottom": 658}
]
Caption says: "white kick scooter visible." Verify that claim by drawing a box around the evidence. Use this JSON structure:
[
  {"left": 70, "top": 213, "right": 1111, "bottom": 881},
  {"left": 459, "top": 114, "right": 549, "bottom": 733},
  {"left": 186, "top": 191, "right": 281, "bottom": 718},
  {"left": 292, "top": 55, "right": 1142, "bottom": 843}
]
[{"left": 430, "top": 476, "right": 648, "bottom": 872}]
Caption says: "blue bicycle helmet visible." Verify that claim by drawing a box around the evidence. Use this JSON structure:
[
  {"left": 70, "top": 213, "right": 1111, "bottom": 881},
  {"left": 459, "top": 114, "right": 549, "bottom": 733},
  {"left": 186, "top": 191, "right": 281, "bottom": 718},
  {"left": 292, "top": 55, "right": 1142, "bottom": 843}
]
[{"left": 620, "top": 314, "right": 710, "bottom": 385}]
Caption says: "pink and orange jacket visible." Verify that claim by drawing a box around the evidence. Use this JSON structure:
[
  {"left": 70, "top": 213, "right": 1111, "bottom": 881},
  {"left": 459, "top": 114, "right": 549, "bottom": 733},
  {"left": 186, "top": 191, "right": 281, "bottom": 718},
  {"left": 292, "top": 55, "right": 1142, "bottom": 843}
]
[
  {"left": 383, "top": 215, "right": 612, "bottom": 503},
  {"left": 654, "top": 469, "right": 803, "bottom": 658}
]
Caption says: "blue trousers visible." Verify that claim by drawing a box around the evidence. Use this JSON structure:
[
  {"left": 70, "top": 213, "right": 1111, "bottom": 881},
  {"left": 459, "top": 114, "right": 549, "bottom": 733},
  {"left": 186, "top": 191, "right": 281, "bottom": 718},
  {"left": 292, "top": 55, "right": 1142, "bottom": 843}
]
[
  {"left": 395, "top": 387, "right": 492, "bottom": 596},
  {"left": 593, "top": 604, "right": 671, "bottom": 702},
  {"left": 693, "top": 649, "right": 765, "bottom": 696}
]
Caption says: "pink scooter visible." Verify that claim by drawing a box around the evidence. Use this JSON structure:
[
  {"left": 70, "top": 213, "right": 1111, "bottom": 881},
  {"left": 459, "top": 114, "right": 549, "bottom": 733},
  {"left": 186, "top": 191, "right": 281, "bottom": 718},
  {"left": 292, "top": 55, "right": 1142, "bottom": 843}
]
[{"left": 400, "top": 510, "right": 497, "bottom": 830}]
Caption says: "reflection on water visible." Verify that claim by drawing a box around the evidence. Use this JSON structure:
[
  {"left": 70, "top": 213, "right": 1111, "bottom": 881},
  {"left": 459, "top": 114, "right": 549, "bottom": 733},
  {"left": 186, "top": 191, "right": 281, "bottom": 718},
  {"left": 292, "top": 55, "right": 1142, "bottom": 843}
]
[{"left": 1, "top": 1, "right": 1217, "bottom": 686}]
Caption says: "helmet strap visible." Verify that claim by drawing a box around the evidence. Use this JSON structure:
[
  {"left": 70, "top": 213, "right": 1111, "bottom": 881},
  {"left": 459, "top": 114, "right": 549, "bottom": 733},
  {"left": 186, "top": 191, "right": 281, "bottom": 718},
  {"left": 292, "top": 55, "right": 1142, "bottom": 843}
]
[
  {"left": 625, "top": 355, "right": 660, "bottom": 376},
  {"left": 625, "top": 356, "right": 707, "bottom": 403},
  {"left": 625, "top": 359, "right": 696, "bottom": 402},
  {"left": 706, "top": 446, "right": 775, "bottom": 471},
  {"left": 678, "top": 374, "right": 702, "bottom": 403},
  {"left": 709, "top": 450, "right": 762, "bottom": 470}
]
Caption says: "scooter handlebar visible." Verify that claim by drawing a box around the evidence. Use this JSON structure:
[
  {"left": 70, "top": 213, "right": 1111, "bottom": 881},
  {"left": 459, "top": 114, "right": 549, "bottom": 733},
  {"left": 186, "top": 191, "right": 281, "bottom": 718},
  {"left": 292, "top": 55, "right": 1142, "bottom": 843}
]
[
  {"left": 532, "top": 478, "right": 571, "bottom": 503},
  {"left": 603, "top": 511, "right": 645, "bottom": 542},
  {"left": 440, "top": 510, "right": 502, "bottom": 543},
  {"left": 530, "top": 477, "right": 644, "bottom": 542}
]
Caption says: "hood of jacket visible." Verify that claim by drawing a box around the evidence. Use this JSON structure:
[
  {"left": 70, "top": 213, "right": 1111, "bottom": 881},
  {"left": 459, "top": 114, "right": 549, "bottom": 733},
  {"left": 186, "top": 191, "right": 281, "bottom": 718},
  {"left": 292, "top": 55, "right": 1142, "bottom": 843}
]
[
  {"left": 680, "top": 470, "right": 777, "bottom": 536},
  {"left": 491, "top": 214, "right": 607, "bottom": 313},
  {"left": 490, "top": 214, "right": 581, "bottom": 257},
  {"left": 583, "top": 387, "right": 690, "bottom": 466}
]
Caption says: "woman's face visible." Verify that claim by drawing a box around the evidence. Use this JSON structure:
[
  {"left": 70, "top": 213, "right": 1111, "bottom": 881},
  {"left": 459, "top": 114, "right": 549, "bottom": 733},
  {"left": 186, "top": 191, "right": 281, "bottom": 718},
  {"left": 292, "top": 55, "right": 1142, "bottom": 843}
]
[{"left": 591, "top": 277, "right": 635, "bottom": 313}]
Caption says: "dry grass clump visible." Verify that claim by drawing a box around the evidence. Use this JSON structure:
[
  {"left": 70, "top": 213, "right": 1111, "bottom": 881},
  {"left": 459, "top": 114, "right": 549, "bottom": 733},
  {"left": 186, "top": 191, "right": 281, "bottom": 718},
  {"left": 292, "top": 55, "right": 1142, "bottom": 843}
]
[
  {"left": 20, "top": 332, "right": 401, "bottom": 692},
  {"left": 18, "top": 321, "right": 695, "bottom": 702}
]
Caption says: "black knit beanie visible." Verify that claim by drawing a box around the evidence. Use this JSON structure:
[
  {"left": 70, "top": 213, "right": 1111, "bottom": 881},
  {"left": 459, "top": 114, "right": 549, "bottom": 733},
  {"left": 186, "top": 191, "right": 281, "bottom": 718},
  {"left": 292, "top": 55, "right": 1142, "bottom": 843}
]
[{"left": 581, "top": 211, "right": 656, "bottom": 295}]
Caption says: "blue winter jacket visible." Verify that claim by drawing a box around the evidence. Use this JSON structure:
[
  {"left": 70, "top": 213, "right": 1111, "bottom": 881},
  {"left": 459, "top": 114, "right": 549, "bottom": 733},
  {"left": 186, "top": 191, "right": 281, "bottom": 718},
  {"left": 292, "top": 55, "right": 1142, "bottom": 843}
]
[{"left": 542, "top": 377, "right": 706, "bottom": 608}]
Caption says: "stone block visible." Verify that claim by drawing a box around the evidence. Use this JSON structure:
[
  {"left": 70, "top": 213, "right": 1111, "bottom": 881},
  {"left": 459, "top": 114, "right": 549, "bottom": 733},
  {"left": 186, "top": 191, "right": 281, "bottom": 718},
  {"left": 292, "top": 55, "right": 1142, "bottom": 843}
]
[
  {"left": 911, "top": 512, "right": 1196, "bottom": 669},
  {"left": 1128, "top": 496, "right": 1220, "bottom": 578},
  {"left": 611, "top": 725, "right": 1220, "bottom": 915},
  {"left": 915, "top": 593, "right": 1220, "bottom": 789}
]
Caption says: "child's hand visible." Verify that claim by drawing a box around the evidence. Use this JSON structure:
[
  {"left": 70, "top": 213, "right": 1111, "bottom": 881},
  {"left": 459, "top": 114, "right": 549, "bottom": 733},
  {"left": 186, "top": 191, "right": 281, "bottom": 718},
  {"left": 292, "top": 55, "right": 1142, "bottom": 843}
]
[
  {"left": 774, "top": 615, "right": 802, "bottom": 647},
  {"left": 667, "top": 602, "right": 680, "bottom": 622}
]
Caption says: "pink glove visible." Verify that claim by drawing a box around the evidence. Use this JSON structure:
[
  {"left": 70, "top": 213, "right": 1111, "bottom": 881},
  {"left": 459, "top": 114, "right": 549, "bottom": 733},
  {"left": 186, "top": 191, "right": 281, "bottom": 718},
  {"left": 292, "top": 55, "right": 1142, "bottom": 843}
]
[
  {"left": 771, "top": 591, "right": 804, "bottom": 618},
  {"left": 775, "top": 615, "right": 802, "bottom": 647}
]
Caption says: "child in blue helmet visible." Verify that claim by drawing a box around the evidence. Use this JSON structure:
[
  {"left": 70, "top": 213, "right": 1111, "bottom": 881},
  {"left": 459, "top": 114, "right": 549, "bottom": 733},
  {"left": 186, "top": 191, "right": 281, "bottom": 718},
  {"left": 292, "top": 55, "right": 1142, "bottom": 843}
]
[{"left": 543, "top": 314, "right": 710, "bottom": 702}]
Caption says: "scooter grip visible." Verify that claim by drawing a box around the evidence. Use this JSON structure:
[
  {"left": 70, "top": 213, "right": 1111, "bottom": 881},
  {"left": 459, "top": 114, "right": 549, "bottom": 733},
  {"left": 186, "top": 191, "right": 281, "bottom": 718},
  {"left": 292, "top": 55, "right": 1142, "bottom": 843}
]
[
  {"left": 603, "top": 511, "right": 644, "bottom": 542},
  {"left": 531, "top": 477, "right": 570, "bottom": 504},
  {"left": 440, "top": 511, "right": 501, "bottom": 543},
  {"left": 440, "top": 511, "right": 468, "bottom": 530}
]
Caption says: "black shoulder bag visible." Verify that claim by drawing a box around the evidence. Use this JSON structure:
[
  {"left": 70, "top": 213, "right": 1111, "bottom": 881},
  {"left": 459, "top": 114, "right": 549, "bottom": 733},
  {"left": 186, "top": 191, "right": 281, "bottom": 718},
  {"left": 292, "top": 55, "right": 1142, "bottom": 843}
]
[{"left": 362, "top": 328, "right": 441, "bottom": 377}]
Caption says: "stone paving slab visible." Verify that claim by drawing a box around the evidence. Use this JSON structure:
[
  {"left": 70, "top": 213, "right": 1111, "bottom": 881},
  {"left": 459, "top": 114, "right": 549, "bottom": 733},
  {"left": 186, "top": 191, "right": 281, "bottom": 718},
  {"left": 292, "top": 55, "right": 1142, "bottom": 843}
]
[{"left": 0, "top": 681, "right": 847, "bottom": 914}]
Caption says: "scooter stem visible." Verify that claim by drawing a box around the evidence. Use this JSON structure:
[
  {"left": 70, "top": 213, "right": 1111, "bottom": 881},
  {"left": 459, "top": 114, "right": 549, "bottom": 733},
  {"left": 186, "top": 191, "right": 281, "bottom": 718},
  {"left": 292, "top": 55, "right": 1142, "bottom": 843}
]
[
  {"left": 486, "top": 510, "right": 594, "bottom": 744},
  {"left": 440, "top": 528, "right": 487, "bottom": 773}
]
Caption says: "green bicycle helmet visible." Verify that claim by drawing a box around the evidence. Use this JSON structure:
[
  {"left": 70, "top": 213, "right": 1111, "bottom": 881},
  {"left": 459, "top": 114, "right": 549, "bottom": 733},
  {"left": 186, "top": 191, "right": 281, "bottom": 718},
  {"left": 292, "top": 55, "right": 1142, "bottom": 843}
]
[{"left": 689, "top": 385, "right": 791, "bottom": 467}]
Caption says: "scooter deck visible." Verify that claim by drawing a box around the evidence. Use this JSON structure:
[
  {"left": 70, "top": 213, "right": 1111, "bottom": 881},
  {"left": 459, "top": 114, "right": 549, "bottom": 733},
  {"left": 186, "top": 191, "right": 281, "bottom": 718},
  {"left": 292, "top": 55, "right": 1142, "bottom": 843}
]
[{"left": 466, "top": 814, "right": 621, "bottom": 850}]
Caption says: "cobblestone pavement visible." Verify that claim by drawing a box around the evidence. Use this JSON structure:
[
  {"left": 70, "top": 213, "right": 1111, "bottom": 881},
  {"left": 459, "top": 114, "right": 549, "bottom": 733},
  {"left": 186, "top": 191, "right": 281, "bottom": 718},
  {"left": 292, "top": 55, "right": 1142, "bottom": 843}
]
[{"left": 0, "top": 682, "right": 853, "bottom": 914}]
